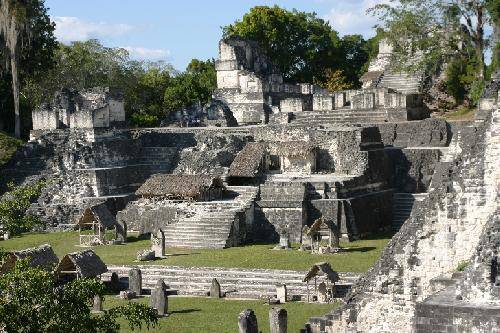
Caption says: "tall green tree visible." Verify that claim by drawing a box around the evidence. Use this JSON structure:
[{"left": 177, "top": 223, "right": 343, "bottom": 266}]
[
  {"left": 0, "top": 260, "right": 157, "bottom": 332},
  {"left": 370, "top": 0, "right": 495, "bottom": 81},
  {"left": 223, "top": 5, "right": 342, "bottom": 83},
  {"left": 163, "top": 58, "right": 216, "bottom": 114},
  {"left": 0, "top": 0, "right": 56, "bottom": 138}
]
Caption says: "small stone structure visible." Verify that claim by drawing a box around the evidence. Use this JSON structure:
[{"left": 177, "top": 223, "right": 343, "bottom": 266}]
[
  {"left": 269, "top": 307, "right": 287, "bottom": 333},
  {"left": 32, "top": 87, "right": 125, "bottom": 131},
  {"left": 238, "top": 309, "right": 259, "bottom": 333},
  {"left": 128, "top": 268, "right": 142, "bottom": 295}
]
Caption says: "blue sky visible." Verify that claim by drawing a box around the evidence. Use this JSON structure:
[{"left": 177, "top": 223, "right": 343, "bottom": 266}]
[{"left": 45, "top": 0, "right": 387, "bottom": 70}]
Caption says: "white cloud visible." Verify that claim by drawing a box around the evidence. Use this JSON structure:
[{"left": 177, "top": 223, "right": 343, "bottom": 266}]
[
  {"left": 52, "top": 16, "right": 133, "bottom": 42},
  {"left": 323, "top": 0, "right": 390, "bottom": 37},
  {"left": 122, "top": 46, "right": 171, "bottom": 60}
]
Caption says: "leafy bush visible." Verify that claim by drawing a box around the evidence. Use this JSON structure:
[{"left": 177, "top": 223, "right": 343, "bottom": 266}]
[
  {"left": 456, "top": 261, "right": 469, "bottom": 272},
  {"left": 0, "top": 260, "right": 158, "bottom": 332},
  {"left": 0, "top": 181, "right": 45, "bottom": 235}
]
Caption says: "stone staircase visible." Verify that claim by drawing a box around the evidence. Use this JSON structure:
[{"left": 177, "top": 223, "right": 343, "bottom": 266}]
[
  {"left": 392, "top": 193, "right": 428, "bottom": 232},
  {"left": 378, "top": 72, "right": 422, "bottom": 94},
  {"left": 290, "top": 109, "right": 389, "bottom": 126},
  {"left": 138, "top": 146, "right": 177, "bottom": 171},
  {"left": 103, "top": 265, "right": 361, "bottom": 300},
  {"left": 163, "top": 186, "right": 259, "bottom": 249}
]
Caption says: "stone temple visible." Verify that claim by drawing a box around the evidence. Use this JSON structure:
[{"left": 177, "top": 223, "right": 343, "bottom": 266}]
[{"left": 1, "top": 37, "right": 498, "bottom": 331}]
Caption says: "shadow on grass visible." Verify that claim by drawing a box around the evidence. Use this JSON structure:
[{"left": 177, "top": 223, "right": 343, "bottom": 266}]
[
  {"left": 170, "top": 309, "right": 201, "bottom": 314},
  {"left": 166, "top": 253, "right": 199, "bottom": 257},
  {"left": 355, "top": 233, "right": 394, "bottom": 241},
  {"left": 340, "top": 246, "right": 376, "bottom": 253},
  {"left": 126, "top": 234, "right": 150, "bottom": 243}
]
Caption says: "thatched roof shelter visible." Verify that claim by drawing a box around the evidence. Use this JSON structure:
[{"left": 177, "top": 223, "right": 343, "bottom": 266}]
[
  {"left": 360, "top": 71, "right": 383, "bottom": 82},
  {"left": 0, "top": 244, "right": 58, "bottom": 274},
  {"left": 307, "top": 218, "right": 333, "bottom": 236},
  {"left": 303, "top": 262, "right": 339, "bottom": 283},
  {"left": 269, "top": 141, "right": 316, "bottom": 157},
  {"left": 76, "top": 203, "right": 116, "bottom": 229},
  {"left": 136, "top": 174, "right": 224, "bottom": 199},
  {"left": 229, "top": 142, "right": 267, "bottom": 178},
  {"left": 54, "top": 249, "right": 107, "bottom": 279}
]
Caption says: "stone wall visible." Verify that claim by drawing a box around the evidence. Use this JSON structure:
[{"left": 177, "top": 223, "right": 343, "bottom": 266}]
[{"left": 306, "top": 103, "right": 499, "bottom": 332}]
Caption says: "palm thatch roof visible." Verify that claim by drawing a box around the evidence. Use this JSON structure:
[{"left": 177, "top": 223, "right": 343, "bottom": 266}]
[
  {"left": 229, "top": 142, "right": 267, "bottom": 178},
  {"left": 306, "top": 218, "right": 332, "bottom": 236},
  {"left": 0, "top": 244, "right": 58, "bottom": 274},
  {"left": 269, "top": 141, "right": 316, "bottom": 157},
  {"left": 360, "top": 71, "right": 383, "bottom": 82},
  {"left": 136, "top": 174, "right": 224, "bottom": 199},
  {"left": 303, "top": 262, "right": 339, "bottom": 283},
  {"left": 76, "top": 203, "right": 116, "bottom": 228},
  {"left": 54, "top": 249, "right": 107, "bottom": 279}
]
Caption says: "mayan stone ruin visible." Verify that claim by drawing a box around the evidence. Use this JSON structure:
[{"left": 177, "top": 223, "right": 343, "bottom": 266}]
[{"left": 0, "top": 25, "right": 498, "bottom": 332}]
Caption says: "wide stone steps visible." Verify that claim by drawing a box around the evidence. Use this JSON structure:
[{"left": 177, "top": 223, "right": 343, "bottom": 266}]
[
  {"left": 162, "top": 186, "right": 259, "bottom": 249},
  {"left": 392, "top": 193, "right": 428, "bottom": 232},
  {"left": 290, "top": 110, "right": 389, "bottom": 126},
  {"left": 378, "top": 73, "right": 421, "bottom": 94},
  {"left": 103, "top": 265, "right": 361, "bottom": 300}
]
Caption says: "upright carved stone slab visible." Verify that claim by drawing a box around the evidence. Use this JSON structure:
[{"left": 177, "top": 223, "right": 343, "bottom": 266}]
[
  {"left": 128, "top": 268, "right": 142, "bottom": 295},
  {"left": 210, "top": 278, "right": 222, "bottom": 298},
  {"left": 92, "top": 294, "right": 102, "bottom": 312},
  {"left": 151, "top": 229, "right": 165, "bottom": 258},
  {"left": 238, "top": 309, "right": 259, "bottom": 333},
  {"left": 276, "top": 284, "right": 287, "bottom": 303},
  {"left": 150, "top": 279, "right": 168, "bottom": 317},
  {"left": 115, "top": 220, "right": 127, "bottom": 243},
  {"left": 269, "top": 307, "right": 287, "bottom": 333}
]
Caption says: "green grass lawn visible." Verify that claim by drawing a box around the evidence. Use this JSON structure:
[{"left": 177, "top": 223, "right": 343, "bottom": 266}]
[
  {"left": 0, "top": 231, "right": 390, "bottom": 272},
  {"left": 438, "top": 107, "right": 476, "bottom": 120},
  {"left": 105, "top": 296, "right": 336, "bottom": 333}
]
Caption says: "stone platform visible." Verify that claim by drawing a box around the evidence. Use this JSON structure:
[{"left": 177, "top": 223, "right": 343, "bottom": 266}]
[{"left": 102, "top": 265, "right": 361, "bottom": 301}]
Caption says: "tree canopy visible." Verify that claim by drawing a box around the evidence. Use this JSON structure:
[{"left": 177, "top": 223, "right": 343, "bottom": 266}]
[
  {"left": 0, "top": 0, "right": 57, "bottom": 138},
  {"left": 223, "top": 5, "right": 343, "bottom": 83},
  {"left": 369, "top": 0, "right": 498, "bottom": 105}
]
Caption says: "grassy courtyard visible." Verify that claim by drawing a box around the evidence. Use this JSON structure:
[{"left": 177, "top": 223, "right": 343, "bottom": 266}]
[
  {"left": 0, "top": 231, "right": 390, "bottom": 272},
  {"left": 105, "top": 296, "right": 336, "bottom": 333}
]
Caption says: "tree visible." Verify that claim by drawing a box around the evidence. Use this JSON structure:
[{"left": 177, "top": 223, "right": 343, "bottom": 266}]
[
  {"left": 339, "top": 35, "right": 370, "bottom": 87},
  {"left": 0, "top": 181, "right": 44, "bottom": 235},
  {"left": 319, "top": 69, "right": 354, "bottom": 92},
  {"left": 0, "top": 260, "right": 158, "bottom": 332},
  {"left": 369, "top": 0, "right": 495, "bottom": 85},
  {"left": 0, "top": 0, "right": 56, "bottom": 138},
  {"left": 163, "top": 59, "right": 216, "bottom": 114},
  {"left": 223, "top": 5, "right": 342, "bottom": 83}
]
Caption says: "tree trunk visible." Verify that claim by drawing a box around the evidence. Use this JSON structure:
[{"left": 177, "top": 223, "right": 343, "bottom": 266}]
[
  {"left": 475, "top": 5, "right": 485, "bottom": 80},
  {"left": 10, "top": 51, "right": 20, "bottom": 138}
]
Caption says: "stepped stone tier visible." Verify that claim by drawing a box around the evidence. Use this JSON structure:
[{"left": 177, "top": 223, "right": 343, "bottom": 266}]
[
  {"left": 102, "top": 265, "right": 361, "bottom": 301},
  {"left": 1, "top": 38, "right": 498, "bottom": 333},
  {"left": 360, "top": 38, "right": 424, "bottom": 95},
  {"left": 305, "top": 74, "right": 500, "bottom": 332}
]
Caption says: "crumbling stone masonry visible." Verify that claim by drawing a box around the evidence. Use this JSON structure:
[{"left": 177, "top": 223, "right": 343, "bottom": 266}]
[{"left": 305, "top": 78, "right": 499, "bottom": 332}]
